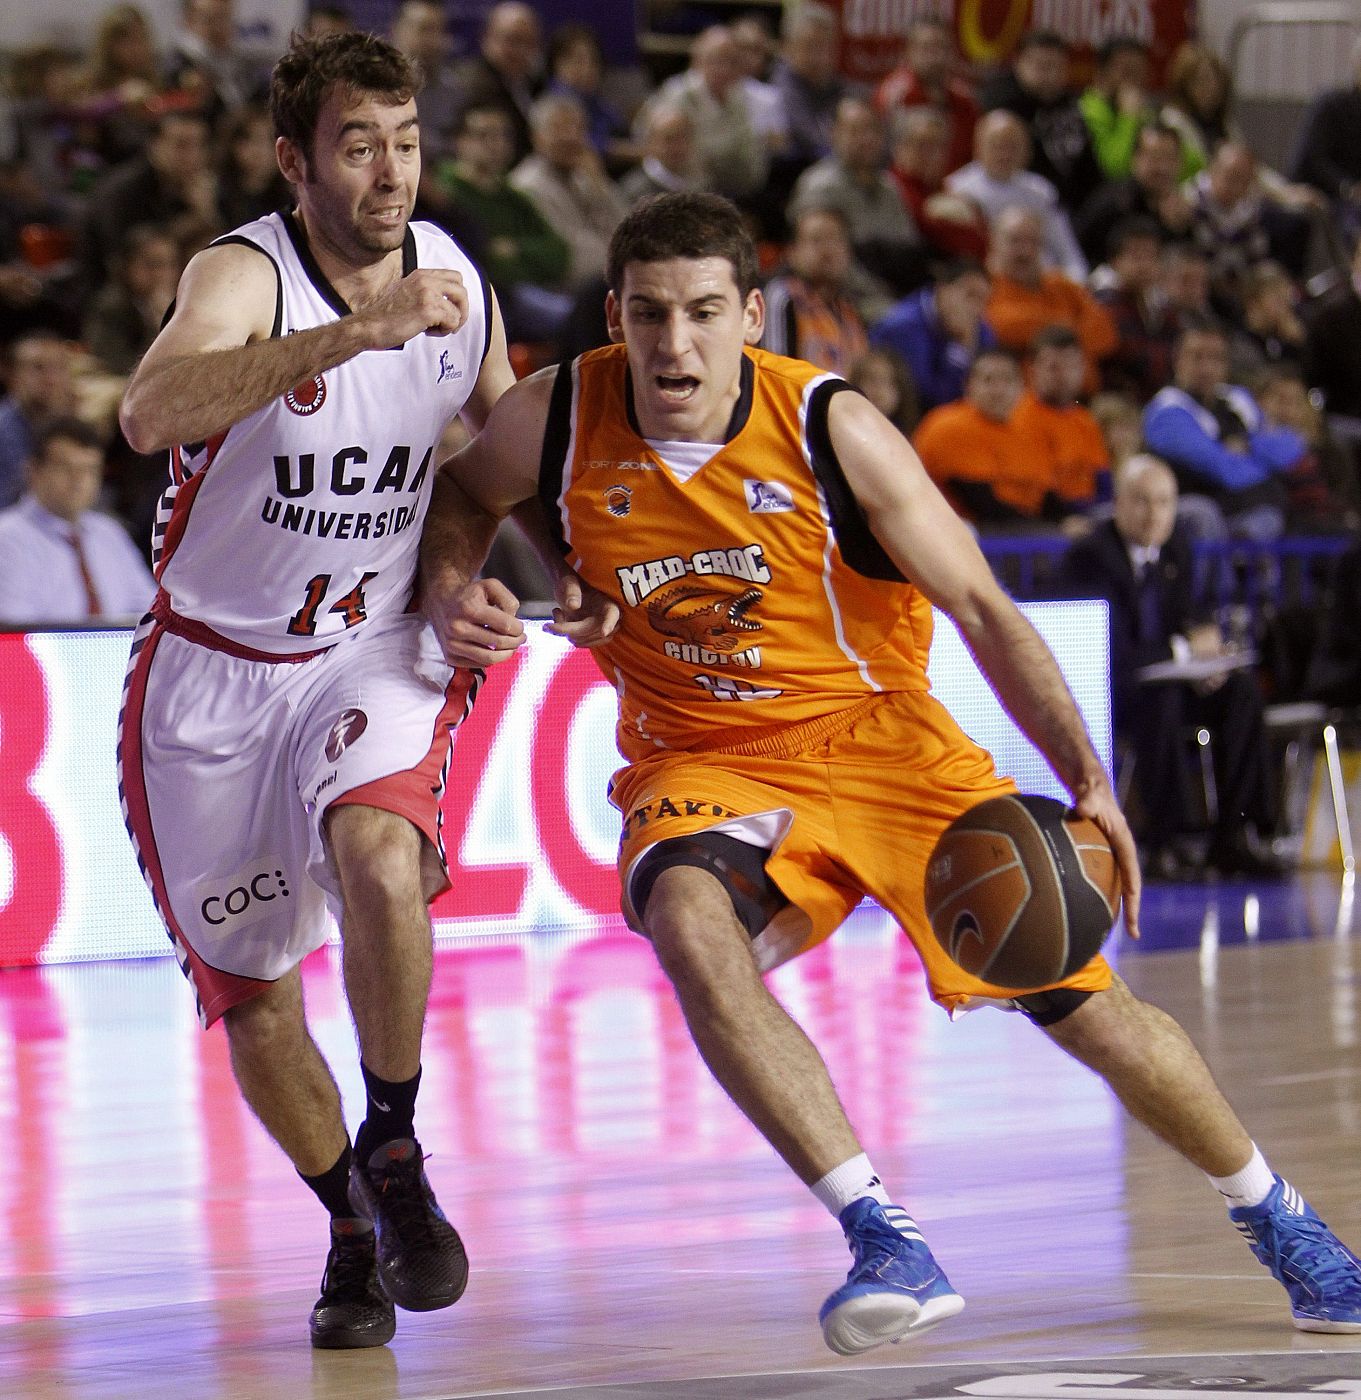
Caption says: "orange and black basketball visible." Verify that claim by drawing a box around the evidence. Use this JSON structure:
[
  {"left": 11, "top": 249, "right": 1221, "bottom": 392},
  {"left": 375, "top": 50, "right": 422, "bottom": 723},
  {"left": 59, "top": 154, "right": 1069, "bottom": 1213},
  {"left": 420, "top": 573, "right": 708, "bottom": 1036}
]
[{"left": 924, "top": 794, "right": 1121, "bottom": 992}]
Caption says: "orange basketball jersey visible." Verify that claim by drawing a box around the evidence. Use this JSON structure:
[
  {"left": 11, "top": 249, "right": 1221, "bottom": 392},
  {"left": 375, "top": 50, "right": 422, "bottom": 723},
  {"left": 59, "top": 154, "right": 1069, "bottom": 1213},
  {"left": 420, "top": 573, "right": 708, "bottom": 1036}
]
[{"left": 541, "top": 345, "right": 936, "bottom": 762}]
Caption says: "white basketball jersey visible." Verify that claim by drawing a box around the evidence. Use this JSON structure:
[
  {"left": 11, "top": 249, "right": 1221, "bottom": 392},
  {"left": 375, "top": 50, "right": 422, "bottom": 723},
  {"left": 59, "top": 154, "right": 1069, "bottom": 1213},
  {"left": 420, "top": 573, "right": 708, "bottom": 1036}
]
[{"left": 153, "top": 211, "right": 489, "bottom": 654}]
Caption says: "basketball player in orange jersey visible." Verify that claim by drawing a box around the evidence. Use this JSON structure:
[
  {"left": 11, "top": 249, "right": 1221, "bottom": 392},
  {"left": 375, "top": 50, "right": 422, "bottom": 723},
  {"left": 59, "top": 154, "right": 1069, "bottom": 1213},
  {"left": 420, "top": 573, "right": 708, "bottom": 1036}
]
[
  {"left": 117, "top": 33, "right": 610, "bottom": 1349},
  {"left": 425, "top": 192, "right": 1361, "bottom": 1350}
]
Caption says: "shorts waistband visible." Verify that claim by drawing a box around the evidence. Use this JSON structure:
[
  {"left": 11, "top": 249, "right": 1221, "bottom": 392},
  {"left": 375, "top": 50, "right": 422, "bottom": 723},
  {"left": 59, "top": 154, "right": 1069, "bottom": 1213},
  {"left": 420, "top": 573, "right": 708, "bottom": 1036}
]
[
  {"left": 151, "top": 592, "right": 329, "bottom": 664},
  {"left": 698, "top": 694, "right": 884, "bottom": 759}
]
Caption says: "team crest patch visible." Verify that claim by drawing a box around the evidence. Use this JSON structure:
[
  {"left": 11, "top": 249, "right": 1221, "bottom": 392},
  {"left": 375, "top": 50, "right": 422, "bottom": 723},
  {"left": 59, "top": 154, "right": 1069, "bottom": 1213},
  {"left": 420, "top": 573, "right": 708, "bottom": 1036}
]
[
  {"left": 325, "top": 707, "right": 368, "bottom": 761},
  {"left": 285, "top": 374, "right": 327, "bottom": 416},
  {"left": 605, "top": 484, "right": 632, "bottom": 517},
  {"left": 744, "top": 480, "right": 794, "bottom": 513}
]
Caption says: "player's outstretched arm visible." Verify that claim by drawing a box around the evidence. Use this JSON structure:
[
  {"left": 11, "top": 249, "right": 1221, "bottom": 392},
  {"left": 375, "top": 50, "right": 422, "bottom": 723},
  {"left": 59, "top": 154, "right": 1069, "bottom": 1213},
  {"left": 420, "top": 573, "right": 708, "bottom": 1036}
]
[
  {"left": 827, "top": 390, "right": 1142, "bottom": 937},
  {"left": 120, "top": 243, "right": 470, "bottom": 454}
]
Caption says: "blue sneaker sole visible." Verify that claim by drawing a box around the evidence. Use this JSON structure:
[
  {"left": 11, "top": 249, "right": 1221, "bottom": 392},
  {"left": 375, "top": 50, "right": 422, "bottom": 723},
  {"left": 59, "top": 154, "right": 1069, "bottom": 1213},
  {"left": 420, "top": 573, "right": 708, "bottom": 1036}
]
[
  {"left": 820, "top": 1287, "right": 964, "bottom": 1355},
  {"left": 1295, "top": 1314, "right": 1361, "bottom": 1333}
]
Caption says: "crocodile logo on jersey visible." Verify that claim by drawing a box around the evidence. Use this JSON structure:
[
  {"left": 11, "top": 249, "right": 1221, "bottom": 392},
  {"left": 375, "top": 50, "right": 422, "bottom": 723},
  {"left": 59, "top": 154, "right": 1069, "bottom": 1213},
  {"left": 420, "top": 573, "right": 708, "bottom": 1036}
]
[
  {"left": 284, "top": 374, "right": 326, "bottom": 416},
  {"left": 324, "top": 707, "right": 368, "bottom": 762},
  {"left": 647, "top": 583, "right": 762, "bottom": 652},
  {"left": 605, "top": 484, "right": 632, "bottom": 517}
]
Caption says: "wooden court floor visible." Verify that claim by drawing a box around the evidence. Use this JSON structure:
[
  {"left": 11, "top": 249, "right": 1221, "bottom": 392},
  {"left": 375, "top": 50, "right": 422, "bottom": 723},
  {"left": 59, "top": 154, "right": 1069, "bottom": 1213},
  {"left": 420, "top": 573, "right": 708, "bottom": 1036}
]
[{"left": 2, "top": 880, "right": 1361, "bottom": 1399}]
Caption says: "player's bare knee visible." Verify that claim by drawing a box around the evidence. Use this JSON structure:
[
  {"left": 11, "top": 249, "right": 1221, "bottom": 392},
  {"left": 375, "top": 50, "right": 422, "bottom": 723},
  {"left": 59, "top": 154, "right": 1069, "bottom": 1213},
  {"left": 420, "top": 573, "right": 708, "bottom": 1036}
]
[
  {"left": 328, "top": 807, "right": 423, "bottom": 916},
  {"left": 222, "top": 978, "right": 305, "bottom": 1055},
  {"left": 644, "top": 868, "right": 755, "bottom": 985}
]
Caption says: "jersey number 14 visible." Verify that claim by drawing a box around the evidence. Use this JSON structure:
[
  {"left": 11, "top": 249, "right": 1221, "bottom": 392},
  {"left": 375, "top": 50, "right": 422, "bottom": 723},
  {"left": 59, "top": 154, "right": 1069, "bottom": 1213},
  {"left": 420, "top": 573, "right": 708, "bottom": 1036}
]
[{"left": 287, "top": 572, "right": 379, "bottom": 637}]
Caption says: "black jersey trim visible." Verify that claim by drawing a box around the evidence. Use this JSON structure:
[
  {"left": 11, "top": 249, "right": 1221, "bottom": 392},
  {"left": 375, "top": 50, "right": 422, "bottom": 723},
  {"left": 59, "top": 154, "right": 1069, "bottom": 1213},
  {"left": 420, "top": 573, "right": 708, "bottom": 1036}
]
[
  {"left": 283, "top": 211, "right": 350, "bottom": 318},
  {"left": 623, "top": 352, "right": 755, "bottom": 443},
  {"left": 806, "top": 379, "right": 906, "bottom": 583},
  {"left": 477, "top": 265, "right": 494, "bottom": 367},
  {"left": 536, "top": 358, "right": 576, "bottom": 559},
  {"left": 206, "top": 234, "right": 283, "bottom": 338}
]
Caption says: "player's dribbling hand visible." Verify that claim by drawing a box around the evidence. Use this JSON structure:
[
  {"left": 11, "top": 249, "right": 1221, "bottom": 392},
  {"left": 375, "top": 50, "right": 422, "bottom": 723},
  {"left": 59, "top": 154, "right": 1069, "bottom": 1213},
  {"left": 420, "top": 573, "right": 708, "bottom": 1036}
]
[
  {"left": 360, "top": 269, "right": 469, "bottom": 348},
  {"left": 545, "top": 574, "right": 620, "bottom": 648},
  {"left": 427, "top": 576, "right": 525, "bottom": 668},
  {"left": 1070, "top": 777, "right": 1142, "bottom": 940}
]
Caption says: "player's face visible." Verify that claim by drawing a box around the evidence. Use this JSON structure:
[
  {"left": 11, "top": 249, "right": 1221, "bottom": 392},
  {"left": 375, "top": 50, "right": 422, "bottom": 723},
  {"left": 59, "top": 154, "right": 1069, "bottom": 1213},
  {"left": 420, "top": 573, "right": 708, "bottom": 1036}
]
[
  {"left": 607, "top": 257, "right": 764, "bottom": 444},
  {"left": 287, "top": 88, "right": 420, "bottom": 263}
]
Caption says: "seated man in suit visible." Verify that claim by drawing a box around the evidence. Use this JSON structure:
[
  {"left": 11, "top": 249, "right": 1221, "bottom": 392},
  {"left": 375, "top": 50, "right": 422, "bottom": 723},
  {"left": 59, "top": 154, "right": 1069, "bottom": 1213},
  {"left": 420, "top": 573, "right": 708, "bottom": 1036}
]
[{"left": 1058, "top": 454, "right": 1281, "bottom": 878}]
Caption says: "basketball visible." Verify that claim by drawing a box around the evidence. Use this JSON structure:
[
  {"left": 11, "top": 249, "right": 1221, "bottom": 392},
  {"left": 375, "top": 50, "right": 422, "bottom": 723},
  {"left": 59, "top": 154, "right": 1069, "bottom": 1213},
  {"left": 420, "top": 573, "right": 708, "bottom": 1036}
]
[{"left": 924, "top": 794, "right": 1121, "bottom": 992}]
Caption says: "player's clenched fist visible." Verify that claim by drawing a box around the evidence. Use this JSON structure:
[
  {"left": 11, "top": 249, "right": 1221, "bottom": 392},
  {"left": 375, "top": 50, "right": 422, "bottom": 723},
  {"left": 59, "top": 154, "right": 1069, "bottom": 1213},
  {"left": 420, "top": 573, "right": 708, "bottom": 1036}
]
[{"left": 359, "top": 269, "right": 469, "bottom": 349}]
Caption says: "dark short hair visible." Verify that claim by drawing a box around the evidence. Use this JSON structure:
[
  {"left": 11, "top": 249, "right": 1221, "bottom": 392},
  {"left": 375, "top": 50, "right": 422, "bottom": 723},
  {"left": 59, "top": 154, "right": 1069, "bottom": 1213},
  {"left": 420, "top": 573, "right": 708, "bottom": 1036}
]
[
  {"left": 1096, "top": 35, "right": 1150, "bottom": 68},
  {"left": 1015, "top": 29, "right": 1067, "bottom": 55},
  {"left": 451, "top": 100, "right": 516, "bottom": 139},
  {"left": 607, "top": 192, "right": 759, "bottom": 298},
  {"left": 970, "top": 346, "right": 1022, "bottom": 375},
  {"left": 35, "top": 416, "right": 103, "bottom": 461},
  {"left": 1031, "top": 324, "right": 1081, "bottom": 354},
  {"left": 271, "top": 30, "right": 420, "bottom": 161},
  {"left": 934, "top": 256, "right": 987, "bottom": 286},
  {"left": 1175, "top": 313, "right": 1228, "bottom": 354},
  {"left": 1107, "top": 214, "right": 1164, "bottom": 259}
]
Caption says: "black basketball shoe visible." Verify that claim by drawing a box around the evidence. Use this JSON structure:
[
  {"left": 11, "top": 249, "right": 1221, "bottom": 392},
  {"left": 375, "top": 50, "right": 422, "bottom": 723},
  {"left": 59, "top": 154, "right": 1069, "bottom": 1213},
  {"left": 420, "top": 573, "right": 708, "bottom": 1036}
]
[
  {"left": 348, "top": 1138, "right": 468, "bottom": 1311},
  {"left": 309, "top": 1218, "right": 396, "bottom": 1349}
]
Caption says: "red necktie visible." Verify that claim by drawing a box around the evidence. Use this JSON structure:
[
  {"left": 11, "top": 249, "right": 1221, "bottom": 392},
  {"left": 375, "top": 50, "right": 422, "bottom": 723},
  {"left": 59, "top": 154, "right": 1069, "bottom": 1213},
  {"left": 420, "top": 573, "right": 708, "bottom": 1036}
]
[{"left": 66, "top": 527, "right": 103, "bottom": 618}]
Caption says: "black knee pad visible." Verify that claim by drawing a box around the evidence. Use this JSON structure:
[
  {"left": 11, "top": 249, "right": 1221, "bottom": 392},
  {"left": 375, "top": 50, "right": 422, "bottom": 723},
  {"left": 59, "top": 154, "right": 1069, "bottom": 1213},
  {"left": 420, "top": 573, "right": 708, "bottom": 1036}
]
[
  {"left": 1014, "top": 986, "right": 1094, "bottom": 1027},
  {"left": 631, "top": 832, "right": 786, "bottom": 938}
]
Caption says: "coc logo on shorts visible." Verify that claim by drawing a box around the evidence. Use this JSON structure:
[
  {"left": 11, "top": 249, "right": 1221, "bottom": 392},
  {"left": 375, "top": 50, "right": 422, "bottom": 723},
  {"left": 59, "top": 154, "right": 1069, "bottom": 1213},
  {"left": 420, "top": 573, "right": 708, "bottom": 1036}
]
[
  {"left": 195, "top": 859, "right": 291, "bottom": 931},
  {"left": 284, "top": 374, "right": 327, "bottom": 416},
  {"left": 325, "top": 707, "right": 368, "bottom": 762}
]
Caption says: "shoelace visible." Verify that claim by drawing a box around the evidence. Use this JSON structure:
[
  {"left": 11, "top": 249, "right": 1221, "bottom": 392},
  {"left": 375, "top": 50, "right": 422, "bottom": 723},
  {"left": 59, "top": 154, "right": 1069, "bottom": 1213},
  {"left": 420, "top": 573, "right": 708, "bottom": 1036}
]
[
  {"left": 1272, "top": 1217, "right": 1361, "bottom": 1295},
  {"left": 371, "top": 1155, "right": 440, "bottom": 1245},
  {"left": 322, "top": 1235, "right": 377, "bottom": 1302}
]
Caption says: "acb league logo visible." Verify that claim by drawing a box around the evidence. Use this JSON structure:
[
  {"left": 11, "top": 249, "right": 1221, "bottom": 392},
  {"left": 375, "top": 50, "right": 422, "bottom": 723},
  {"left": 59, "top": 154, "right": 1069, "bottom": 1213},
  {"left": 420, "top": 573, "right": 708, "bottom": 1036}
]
[{"left": 285, "top": 374, "right": 327, "bottom": 416}]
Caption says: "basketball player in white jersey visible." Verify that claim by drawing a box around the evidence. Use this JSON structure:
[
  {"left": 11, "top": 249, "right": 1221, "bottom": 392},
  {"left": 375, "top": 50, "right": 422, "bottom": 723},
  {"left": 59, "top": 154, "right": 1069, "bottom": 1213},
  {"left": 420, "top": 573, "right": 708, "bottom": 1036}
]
[{"left": 117, "top": 31, "right": 609, "bottom": 1349}]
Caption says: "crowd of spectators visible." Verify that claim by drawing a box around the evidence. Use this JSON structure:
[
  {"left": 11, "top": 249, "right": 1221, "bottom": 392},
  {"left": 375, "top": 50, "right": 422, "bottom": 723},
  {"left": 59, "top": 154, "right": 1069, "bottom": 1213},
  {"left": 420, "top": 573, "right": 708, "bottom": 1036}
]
[{"left": 8, "top": 2, "right": 1361, "bottom": 860}]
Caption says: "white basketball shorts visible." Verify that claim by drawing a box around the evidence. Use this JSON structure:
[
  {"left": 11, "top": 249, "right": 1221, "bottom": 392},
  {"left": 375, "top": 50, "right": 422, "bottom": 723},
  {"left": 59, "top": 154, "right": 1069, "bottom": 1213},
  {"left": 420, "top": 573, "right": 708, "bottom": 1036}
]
[{"left": 117, "top": 600, "right": 479, "bottom": 1026}]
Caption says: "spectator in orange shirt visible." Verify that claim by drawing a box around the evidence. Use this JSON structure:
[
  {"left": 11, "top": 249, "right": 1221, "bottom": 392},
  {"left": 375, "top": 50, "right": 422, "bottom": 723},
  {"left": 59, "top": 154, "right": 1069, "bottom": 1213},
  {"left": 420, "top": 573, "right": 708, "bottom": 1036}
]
[
  {"left": 986, "top": 205, "right": 1117, "bottom": 395},
  {"left": 1014, "top": 324, "right": 1112, "bottom": 525},
  {"left": 911, "top": 346, "right": 1055, "bottom": 528},
  {"left": 874, "top": 16, "right": 978, "bottom": 173}
]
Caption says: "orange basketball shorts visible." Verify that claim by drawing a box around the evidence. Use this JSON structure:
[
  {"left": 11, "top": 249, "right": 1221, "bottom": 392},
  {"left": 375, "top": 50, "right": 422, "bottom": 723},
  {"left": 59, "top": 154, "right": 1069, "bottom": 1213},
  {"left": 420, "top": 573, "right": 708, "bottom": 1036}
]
[{"left": 610, "top": 689, "right": 1113, "bottom": 1012}]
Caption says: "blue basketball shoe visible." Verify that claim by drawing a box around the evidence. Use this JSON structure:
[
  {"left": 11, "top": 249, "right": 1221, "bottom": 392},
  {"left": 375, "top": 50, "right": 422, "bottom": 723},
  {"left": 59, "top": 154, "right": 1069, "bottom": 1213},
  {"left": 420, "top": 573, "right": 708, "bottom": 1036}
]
[
  {"left": 818, "top": 1199, "right": 964, "bottom": 1355},
  {"left": 1231, "top": 1176, "right": 1361, "bottom": 1332}
]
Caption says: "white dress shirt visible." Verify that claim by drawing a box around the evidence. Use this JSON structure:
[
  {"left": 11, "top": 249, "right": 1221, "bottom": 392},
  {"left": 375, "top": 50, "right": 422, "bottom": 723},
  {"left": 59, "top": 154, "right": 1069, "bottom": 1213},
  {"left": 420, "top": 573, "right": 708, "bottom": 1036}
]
[{"left": 0, "top": 495, "right": 156, "bottom": 625}]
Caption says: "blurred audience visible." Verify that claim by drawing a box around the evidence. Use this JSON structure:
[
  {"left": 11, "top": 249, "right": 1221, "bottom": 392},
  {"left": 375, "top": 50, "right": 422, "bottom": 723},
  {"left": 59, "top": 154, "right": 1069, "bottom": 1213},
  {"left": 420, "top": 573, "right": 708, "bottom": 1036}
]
[
  {"left": 869, "top": 257, "right": 994, "bottom": 414},
  {"left": 545, "top": 23, "right": 634, "bottom": 173},
  {"left": 946, "top": 109, "right": 1086, "bottom": 277},
  {"left": 1014, "top": 324, "right": 1112, "bottom": 522},
  {"left": 215, "top": 100, "right": 289, "bottom": 228},
  {"left": 164, "top": 0, "right": 261, "bottom": 126},
  {"left": 1057, "top": 454, "right": 1281, "bottom": 878},
  {"left": 1143, "top": 319, "right": 1304, "bottom": 540},
  {"left": 761, "top": 207, "right": 868, "bottom": 374},
  {"left": 1302, "top": 236, "right": 1361, "bottom": 420},
  {"left": 437, "top": 104, "right": 571, "bottom": 341},
  {"left": 82, "top": 224, "right": 179, "bottom": 375},
  {"left": 981, "top": 29, "right": 1103, "bottom": 213},
  {"left": 912, "top": 347, "right": 1055, "bottom": 527},
  {"left": 875, "top": 17, "right": 978, "bottom": 174},
  {"left": 847, "top": 345, "right": 918, "bottom": 437},
  {"left": 0, "top": 332, "right": 80, "bottom": 508},
  {"left": 511, "top": 93, "right": 629, "bottom": 289},
  {"left": 1093, "top": 216, "right": 1178, "bottom": 402},
  {"left": 985, "top": 206, "right": 1116, "bottom": 395},
  {"left": 390, "top": 0, "right": 460, "bottom": 163},
  {"left": 452, "top": 1, "right": 544, "bottom": 166},
  {"left": 888, "top": 106, "right": 988, "bottom": 261},
  {"left": 1079, "top": 36, "right": 1157, "bottom": 180},
  {"left": 770, "top": 3, "right": 852, "bottom": 170},
  {"left": 789, "top": 96, "right": 925, "bottom": 294},
  {"left": 618, "top": 102, "right": 698, "bottom": 204},
  {"left": 0, "top": 416, "right": 155, "bottom": 623},
  {"left": 1075, "top": 122, "right": 1192, "bottom": 268}
]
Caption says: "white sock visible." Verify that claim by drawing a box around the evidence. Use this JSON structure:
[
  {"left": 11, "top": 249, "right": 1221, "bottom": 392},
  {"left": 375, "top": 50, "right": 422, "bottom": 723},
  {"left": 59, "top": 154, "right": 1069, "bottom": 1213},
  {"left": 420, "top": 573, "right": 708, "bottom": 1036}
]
[
  {"left": 811, "top": 1153, "right": 893, "bottom": 1218},
  {"left": 1208, "top": 1144, "right": 1276, "bottom": 1209}
]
